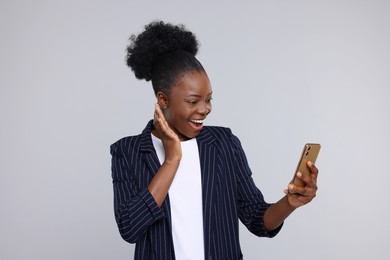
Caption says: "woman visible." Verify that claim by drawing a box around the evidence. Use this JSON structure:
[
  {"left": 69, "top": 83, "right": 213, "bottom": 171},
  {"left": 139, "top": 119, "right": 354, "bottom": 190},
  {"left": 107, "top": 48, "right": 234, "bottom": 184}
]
[{"left": 111, "top": 21, "right": 318, "bottom": 260}]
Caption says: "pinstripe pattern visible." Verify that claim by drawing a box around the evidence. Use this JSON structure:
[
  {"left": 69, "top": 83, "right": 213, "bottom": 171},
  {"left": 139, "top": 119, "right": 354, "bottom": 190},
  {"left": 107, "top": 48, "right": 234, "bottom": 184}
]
[{"left": 111, "top": 120, "right": 282, "bottom": 260}]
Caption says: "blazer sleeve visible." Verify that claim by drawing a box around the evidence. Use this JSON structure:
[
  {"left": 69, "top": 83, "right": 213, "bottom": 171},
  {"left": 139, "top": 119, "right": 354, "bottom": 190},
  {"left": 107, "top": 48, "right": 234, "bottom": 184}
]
[
  {"left": 111, "top": 141, "right": 165, "bottom": 243},
  {"left": 229, "top": 132, "right": 283, "bottom": 238}
]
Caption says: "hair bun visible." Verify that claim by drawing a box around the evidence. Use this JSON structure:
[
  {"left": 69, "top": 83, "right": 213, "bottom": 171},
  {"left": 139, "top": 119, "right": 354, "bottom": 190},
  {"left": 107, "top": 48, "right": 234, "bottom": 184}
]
[{"left": 126, "top": 21, "right": 199, "bottom": 81}]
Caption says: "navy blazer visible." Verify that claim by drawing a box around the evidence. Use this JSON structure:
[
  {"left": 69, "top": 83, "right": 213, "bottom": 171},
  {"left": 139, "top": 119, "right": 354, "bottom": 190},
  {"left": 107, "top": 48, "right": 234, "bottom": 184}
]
[{"left": 111, "top": 120, "right": 282, "bottom": 260}]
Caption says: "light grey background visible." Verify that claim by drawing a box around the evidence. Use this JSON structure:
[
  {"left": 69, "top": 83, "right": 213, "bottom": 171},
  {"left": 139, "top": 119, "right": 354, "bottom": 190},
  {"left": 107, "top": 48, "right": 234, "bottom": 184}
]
[{"left": 1, "top": 0, "right": 389, "bottom": 259}]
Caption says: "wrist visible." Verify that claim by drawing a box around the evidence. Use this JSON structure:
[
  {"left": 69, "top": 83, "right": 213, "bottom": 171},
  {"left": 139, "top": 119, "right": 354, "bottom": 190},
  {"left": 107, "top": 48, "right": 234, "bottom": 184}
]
[
  {"left": 163, "top": 157, "right": 181, "bottom": 166},
  {"left": 284, "top": 195, "right": 300, "bottom": 210}
]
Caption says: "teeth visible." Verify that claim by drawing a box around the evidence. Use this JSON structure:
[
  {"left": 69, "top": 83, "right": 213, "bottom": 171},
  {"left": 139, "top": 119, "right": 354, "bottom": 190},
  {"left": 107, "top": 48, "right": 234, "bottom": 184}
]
[{"left": 190, "top": 119, "right": 203, "bottom": 124}]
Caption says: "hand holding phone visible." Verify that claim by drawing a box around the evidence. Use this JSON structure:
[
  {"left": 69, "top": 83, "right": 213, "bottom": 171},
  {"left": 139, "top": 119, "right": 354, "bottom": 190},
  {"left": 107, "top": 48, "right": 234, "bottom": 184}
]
[{"left": 291, "top": 143, "right": 321, "bottom": 187}]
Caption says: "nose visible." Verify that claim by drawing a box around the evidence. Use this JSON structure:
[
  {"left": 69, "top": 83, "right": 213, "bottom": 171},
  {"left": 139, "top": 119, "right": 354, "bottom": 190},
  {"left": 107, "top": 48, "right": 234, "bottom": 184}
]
[{"left": 198, "top": 102, "right": 212, "bottom": 115}]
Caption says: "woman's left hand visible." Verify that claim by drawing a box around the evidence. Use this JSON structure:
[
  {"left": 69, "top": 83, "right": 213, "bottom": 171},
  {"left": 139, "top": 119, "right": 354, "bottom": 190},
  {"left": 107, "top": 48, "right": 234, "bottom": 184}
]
[{"left": 284, "top": 161, "right": 319, "bottom": 208}]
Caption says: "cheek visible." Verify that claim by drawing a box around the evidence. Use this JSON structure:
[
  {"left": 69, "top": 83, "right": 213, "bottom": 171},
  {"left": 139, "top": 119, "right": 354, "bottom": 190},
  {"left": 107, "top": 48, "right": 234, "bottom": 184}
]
[
  {"left": 164, "top": 109, "right": 184, "bottom": 127},
  {"left": 163, "top": 110, "right": 173, "bottom": 124},
  {"left": 164, "top": 103, "right": 193, "bottom": 125}
]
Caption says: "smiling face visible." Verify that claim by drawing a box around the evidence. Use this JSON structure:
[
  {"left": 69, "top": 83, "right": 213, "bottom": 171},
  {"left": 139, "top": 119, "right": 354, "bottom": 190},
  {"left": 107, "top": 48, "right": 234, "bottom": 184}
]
[{"left": 157, "top": 70, "right": 213, "bottom": 141}]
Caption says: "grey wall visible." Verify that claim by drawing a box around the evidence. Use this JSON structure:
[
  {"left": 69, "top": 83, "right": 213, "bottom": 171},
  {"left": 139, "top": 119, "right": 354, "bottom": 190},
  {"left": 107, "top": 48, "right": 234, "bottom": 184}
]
[{"left": 1, "top": 1, "right": 389, "bottom": 259}]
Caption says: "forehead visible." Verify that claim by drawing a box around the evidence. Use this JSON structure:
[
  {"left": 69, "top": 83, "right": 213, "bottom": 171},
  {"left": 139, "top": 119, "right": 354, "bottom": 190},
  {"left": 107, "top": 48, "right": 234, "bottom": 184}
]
[{"left": 171, "top": 71, "right": 212, "bottom": 96}]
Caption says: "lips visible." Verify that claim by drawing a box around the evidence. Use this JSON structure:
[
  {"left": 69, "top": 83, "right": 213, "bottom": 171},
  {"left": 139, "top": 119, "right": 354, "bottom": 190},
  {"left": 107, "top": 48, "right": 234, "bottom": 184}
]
[
  {"left": 190, "top": 119, "right": 204, "bottom": 124},
  {"left": 189, "top": 119, "right": 204, "bottom": 130}
]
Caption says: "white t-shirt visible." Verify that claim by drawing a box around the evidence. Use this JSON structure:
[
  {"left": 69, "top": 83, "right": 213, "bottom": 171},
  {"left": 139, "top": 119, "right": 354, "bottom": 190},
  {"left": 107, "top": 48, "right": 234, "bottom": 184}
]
[{"left": 152, "top": 134, "right": 205, "bottom": 260}]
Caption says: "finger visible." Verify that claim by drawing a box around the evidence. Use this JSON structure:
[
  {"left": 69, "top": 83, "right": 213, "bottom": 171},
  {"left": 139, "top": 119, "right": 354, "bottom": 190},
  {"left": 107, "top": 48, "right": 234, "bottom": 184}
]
[
  {"left": 286, "top": 181, "right": 317, "bottom": 207},
  {"left": 154, "top": 103, "right": 160, "bottom": 119},
  {"left": 296, "top": 171, "right": 314, "bottom": 187},
  {"left": 159, "top": 116, "right": 171, "bottom": 136},
  {"left": 153, "top": 104, "right": 166, "bottom": 136},
  {"left": 153, "top": 103, "right": 179, "bottom": 141},
  {"left": 296, "top": 173, "right": 318, "bottom": 198},
  {"left": 153, "top": 104, "right": 160, "bottom": 125},
  {"left": 154, "top": 103, "right": 164, "bottom": 121},
  {"left": 307, "top": 161, "right": 319, "bottom": 174},
  {"left": 288, "top": 183, "right": 313, "bottom": 197},
  {"left": 155, "top": 104, "right": 170, "bottom": 129},
  {"left": 288, "top": 183, "right": 304, "bottom": 195},
  {"left": 307, "top": 161, "right": 319, "bottom": 183},
  {"left": 285, "top": 188, "right": 310, "bottom": 208}
]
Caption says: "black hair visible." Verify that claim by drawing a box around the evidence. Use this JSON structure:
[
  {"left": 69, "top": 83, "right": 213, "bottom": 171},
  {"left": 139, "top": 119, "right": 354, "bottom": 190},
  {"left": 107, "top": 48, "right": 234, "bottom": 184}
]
[{"left": 125, "top": 21, "right": 205, "bottom": 95}]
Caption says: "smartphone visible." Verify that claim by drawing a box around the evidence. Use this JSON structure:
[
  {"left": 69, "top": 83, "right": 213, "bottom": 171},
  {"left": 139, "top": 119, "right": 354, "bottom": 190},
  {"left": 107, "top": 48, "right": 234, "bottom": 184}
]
[{"left": 291, "top": 143, "right": 321, "bottom": 187}]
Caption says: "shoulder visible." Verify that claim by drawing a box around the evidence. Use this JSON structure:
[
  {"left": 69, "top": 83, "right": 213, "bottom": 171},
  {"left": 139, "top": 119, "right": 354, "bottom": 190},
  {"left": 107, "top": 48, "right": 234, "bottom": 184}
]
[
  {"left": 110, "top": 120, "right": 153, "bottom": 156},
  {"left": 110, "top": 134, "right": 143, "bottom": 156}
]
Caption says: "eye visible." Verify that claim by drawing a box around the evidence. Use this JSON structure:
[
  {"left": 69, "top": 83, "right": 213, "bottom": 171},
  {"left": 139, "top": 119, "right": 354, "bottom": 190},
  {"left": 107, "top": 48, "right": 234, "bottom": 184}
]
[
  {"left": 207, "top": 97, "right": 213, "bottom": 103},
  {"left": 187, "top": 100, "right": 198, "bottom": 105}
]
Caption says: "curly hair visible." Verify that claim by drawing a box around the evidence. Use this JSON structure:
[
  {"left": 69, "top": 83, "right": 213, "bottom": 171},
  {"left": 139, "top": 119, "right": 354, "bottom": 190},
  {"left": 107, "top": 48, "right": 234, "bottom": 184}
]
[{"left": 126, "top": 21, "right": 205, "bottom": 95}]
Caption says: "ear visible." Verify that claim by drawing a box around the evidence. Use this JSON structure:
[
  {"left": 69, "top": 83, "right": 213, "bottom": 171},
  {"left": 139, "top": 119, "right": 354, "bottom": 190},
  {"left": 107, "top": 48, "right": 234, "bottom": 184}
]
[{"left": 156, "top": 91, "right": 169, "bottom": 109}]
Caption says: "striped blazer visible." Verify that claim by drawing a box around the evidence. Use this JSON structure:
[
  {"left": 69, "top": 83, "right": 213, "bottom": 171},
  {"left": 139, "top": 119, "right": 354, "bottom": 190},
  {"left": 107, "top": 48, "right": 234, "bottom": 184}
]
[{"left": 110, "top": 120, "right": 282, "bottom": 260}]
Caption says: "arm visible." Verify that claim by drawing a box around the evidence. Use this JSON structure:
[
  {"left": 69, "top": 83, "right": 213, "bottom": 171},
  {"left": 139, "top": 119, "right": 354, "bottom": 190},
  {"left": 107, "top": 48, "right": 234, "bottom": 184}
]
[
  {"left": 148, "top": 160, "right": 180, "bottom": 207},
  {"left": 230, "top": 133, "right": 281, "bottom": 237},
  {"left": 148, "top": 103, "right": 182, "bottom": 207},
  {"left": 111, "top": 145, "right": 166, "bottom": 243},
  {"left": 263, "top": 161, "right": 319, "bottom": 231},
  {"left": 111, "top": 104, "right": 181, "bottom": 243}
]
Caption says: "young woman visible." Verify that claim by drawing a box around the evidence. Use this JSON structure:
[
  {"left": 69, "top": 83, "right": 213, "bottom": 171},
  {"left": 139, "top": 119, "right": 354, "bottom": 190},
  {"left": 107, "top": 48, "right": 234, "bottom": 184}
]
[{"left": 111, "top": 21, "right": 319, "bottom": 260}]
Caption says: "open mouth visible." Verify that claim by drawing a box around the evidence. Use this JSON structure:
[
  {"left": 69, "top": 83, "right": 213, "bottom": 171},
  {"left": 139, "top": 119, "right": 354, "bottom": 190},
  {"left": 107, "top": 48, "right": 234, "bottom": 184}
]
[
  {"left": 189, "top": 119, "right": 204, "bottom": 130},
  {"left": 190, "top": 119, "right": 204, "bottom": 124}
]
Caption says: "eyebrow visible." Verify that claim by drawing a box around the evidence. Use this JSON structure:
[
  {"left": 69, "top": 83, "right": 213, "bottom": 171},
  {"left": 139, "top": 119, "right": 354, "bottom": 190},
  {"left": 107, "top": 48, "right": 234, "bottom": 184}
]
[{"left": 186, "top": 91, "right": 213, "bottom": 98}]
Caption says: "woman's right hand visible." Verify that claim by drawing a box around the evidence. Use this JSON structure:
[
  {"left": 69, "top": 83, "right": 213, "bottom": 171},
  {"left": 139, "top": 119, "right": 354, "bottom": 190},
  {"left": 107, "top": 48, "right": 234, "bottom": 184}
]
[
  {"left": 148, "top": 104, "right": 182, "bottom": 207},
  {"left": 153, "top": 103, "right": 182, "bottom": 162}
]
